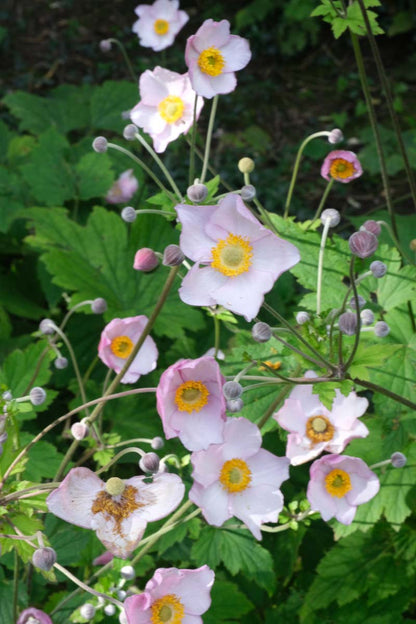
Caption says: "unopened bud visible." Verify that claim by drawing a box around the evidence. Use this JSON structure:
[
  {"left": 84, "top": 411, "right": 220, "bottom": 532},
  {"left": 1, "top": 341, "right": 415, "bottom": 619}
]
[
  {"left": 362, "top": 220, "right": 381, "bottom": 237},
  {"left": 187, "top": 183, "right": 208, "bottom": 203},
  {"left": 252, "top": 321, "right": 272, "bottom": 343},
  {"left": 139, "top": 452, "right": 160, "bottom": 474},
  {"left": 32, "top": 547, "right": 57, "bottom": 571},
  {"left": 391, "top": 452, "right": 407, "bottom": 468},
  {"left": 360, "top": 308, "right": 374, "bottom": 326},
  {"left": 104, "top": 604, "right": 116, "bottom": 616},
  {"left": 370, "top": 261, "right": 387, "bottom": 278},
  {"left": 339, "top": 312, "right": 357, "bottom": 336},
  {"left": 151, "top": 436, "right": 164, "bottom": 450},
  {"left": 30, "top": 387, "right": 46, "bottom": 406},
  {"left": 120, "top": 565, "right": 135, "bottom": 580},
  {"left": 91, "top": 297, "right": 107, "bottom": 314},
  {"left": 80, "top": 603, "right": 96, "bottom": 620},
  {"left": 374, "top": 321, "right": 390, "bottom": 337},
  {"left": 133, "top": 247, "right": 159, "bottom": 272},
  {"left": 39, "top": 318, "right": 56, "bottom": 335},
  {"left": 238, "top": 157, "right": 255, "bottom": 174},
  {"left": 121, "top": 206, "right": 137, "bottom": 223},
  {"left": 223, "top": 381, "right": 243, "bottom": 400},
  {"left": 16, "top": 608, "right": 53, "bottom": 624},
  {"left": 119, "top": 610, "right": 128, "bottom": 624},
  {"left": 349, "top": 230, "right": 378, "bottom": 259},
  {"left": 296, "top": 311, "right": 310, "bottom": 325},
  {"left": 54, "top": 356, "right": 68, "bottom": 370},
  {"left": 328, "top": 128, "right": 344, "bottom": 144},
  {"left": 92, "top": 136, "right": 108, "bottom": 153},
  {"left": 321, "top": 208, "right": 340, "bottom": 228},
  {"left": 349, "top": 295, "right": 365, "bottom": 309},
  {"left": 2, "top": 391, "right": 12, "bottom": 401},
  {"left": 99, "top": 39, "right": 112, "bottom": 53},
  {"left": 410, "top": 239, "right": 416, "bottom": 252},
  {"left": 163, "top": 244, "right": 185, "bottom": 267},
  {"left": 123, "top": 124, "right": 138, "bottom": 141},
  {"left": 240, "top": 184, "right": 256, "bottom": 201},
  {"left": 226, "top": 398, "right": 244, "bottom": 413},
  {"left": 117, "top": 589, "right": 127, "bottom": 600},
  {"left": 71, "top": 421, "right": 89, "bottom": 440}
]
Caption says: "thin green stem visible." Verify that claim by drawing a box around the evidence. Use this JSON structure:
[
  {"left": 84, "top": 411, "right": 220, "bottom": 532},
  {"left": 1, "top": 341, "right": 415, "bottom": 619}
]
[
  {"left": 253, "top": 197, "right": 279, "bottom": 233},
  {"left": 96, "top": 447, "right": 144, "bottom": 476},
  {"left": 13, "top": 550, "right": 18, "bottom": 622},
  {"left": 271, "top": 331, "right": 326, "bottom": 368},
  {"left": 52, "top": 325, "right": 89, "bottom": 417},
  {"left": 213, "top": 315, "right": 221, "bottom": 359},
  {"left": 348, "top": 376, "right": 416, "bottom": 410},
  {"left": 200, "top": 95, "right": 219, "bottom": 184},
  {"left": 134, "top": 132, "right": 182, "bottom": 199},
  {"left": 106, "top": 38, "right": 136, "bottom": 82},
  {"left": 257, "top": 383, "right": 294, "bottom": 429},
  {"left": 344, "top": 258, "right": 362, "bottom": 371},
  {"left": 307, "top": 178, "right": 334, "bottom": 230},
  {"left": 188, "top": 94, "right": 199, "bottom": 186},
  {"left": 316, "top": 218, "right": 331, "bottom": 316},
  {"left": 378, "top": 221, "right": 413, "bottom": 265},
  {"left": 136, "top": 209, "right": 174, "bottom": 218}
]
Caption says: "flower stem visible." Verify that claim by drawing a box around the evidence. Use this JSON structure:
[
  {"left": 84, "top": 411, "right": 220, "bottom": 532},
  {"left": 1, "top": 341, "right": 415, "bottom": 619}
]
[
  {"left": 106, "top": 38, "right": 136, "bottom": 82},
  {"left": 51, "top": 324, "right": 89, "bottom": 417},
  {"left": 344, "top": 257, "right": 362, "bottom": 371},
  {"left": 257, "top": 383, "right": 294, "bottom": 429},
  {"left": 307, "top": 178, "right": 334, "bottom": 229},
  {"left": 134, "top": 131, "right": 182, "bottom": 199},
  {"left": 316, "top": 217, "right": 332, "bottom": 316},
  {"left": 213, "top": 315, "right": 221, "bottom": 359},
  {"left": 188, "top": 94, "right": 199, "bottom": 186},
  {"left": 200, "top": 95, "right": 219, "bottom": 184},
  {"left": 347, "top": 376, "right": 416, "bottom": 410},
  {"left": 96, "top": 447, "right": 144, "bottom": 476}
]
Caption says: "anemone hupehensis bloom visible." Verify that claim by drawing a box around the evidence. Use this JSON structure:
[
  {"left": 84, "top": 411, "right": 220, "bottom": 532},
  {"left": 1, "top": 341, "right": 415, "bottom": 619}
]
[
  {"left": 132, "top": 0, "right": 189, "bottom": 52},
  {"left": 321, "top": 150, "right": 363, "bottom": 183}
]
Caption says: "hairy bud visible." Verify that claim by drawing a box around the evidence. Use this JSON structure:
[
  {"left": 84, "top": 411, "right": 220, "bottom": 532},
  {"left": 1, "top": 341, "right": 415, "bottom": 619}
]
[
  {"left": 223, "top": 381, "right": 243, "bottom": 400},
  {"left": 91, "top": 298, "right": 108, "bottom": 314},
  {"left": 374, "top": 321, "right": 390, "bottom": 337},
  {"left": 104, "top": 604, "right": 116, "bottom": 616},
  {"left": 2, "top": 390, "right": 12, "bottom": 401},
  {"left": 348, "top": 230, "right": 378, "bottom": 258},
  {"left": 296, "top": 311, "right": 310, "bottom": 325},
  {"left": 92, "top": 136, "right": 108, "bottom": 153},
  {"left": 80, "top": 604, "right": 96, "bottom": 620},
  {"left": 391, "top": 452, "right": 407, "bottom": 468},
  {"left": 39, "top": 318, "right": 56, "bottom": 335},
  {"left": 123, "top": 124, "right": 138, "bottom": 141},
  {"left": 238, "top": 157, "right": 255, "bottom": 174},
  {"left": 120, "top": 206, "right": 137, "bottom": 223},
  {"left": 187, "top": 183, "right": 208, "bottom": 203},
  {"left": 339, "top": 312, "right": 357, "bottom": 336},
  {"left": 133, "top": 248, "right": 159, "bottom": 272},
  {"left": 240, "top": 184, "right": 256, "bottom": 201},
  {"left": 120, "top": 565, "right": 135, "bottom": 580},
  {"left": 151, "top": 436, "right": 164, "bottom": 450},
  {"left": 71, "top": 421, "right": 89, "bottom": 440},
  {"left": 321, "top": 208, "right": 340, "bottom": 228},
  {"left": 328, "top": 128, "right": 344, "bottom": 144},
  {"left": 54, "top": 356, "right": 68, "bottom": 370},
  {"left": 163, "top": 244, "right": 185, "bottom": 267},
  {"left": 360, "top": 308, "right": 374, "bottom": 326},
  {"left": 99, "top": 39, "right": 112, "bottom": 53},
  {"left": 252, "top": 321, "right": 272, "bottom": 343},
  {"left": 32, "top": 547, "right": 57, "bottom": 571},
  {"left": 362, "top": 220, "right": 381, "bottom": 237},
  {"left": 226, "top": 398, "right": 244, "bottom": 413},
  {"left": 139, "top": 452, "right": 160, "bottom": 474},
  {"left": 30, "top": 387, "right": 46, "bottom": 406},
  {"left": 370, "top": 261, "right": 387, "bottom": 278},
  {"left": 349, "top": 295, "right": 365, "bottom": 309}
]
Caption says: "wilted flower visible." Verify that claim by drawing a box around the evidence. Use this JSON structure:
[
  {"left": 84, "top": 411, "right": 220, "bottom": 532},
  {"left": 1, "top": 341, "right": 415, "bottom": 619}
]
[
  {"left": 106, "top": 170, "right": 139, "bottom": 204},
  {"left": 17, "top": 608, "right": 53, "bottom": 624},
  {"left": 156, "top": 356, "right": 226, "bottom": 451},
  {"left": 47, "top": 467, "right": 184, "bottom": 558},
  {"left": 98, "top": 316, "right": 158, "bottom": 383},
  {"left": 132, "top": 0, "right": 189, "bottom": 52},
  {"left": 321, "top": 150, "right": 363, "bottom": 183},
  {"left": 176, "top": 193, "right": 300, "bottom": 321},
  {"left": 130, "top": 67, "right": 203, "bottom": 154},
  {"left": 185, "top": 19, "right": 251, "bottom": 98},
  {"left": 124, "top": 566, "right": 215, "bottom": 624},
  {"left": 274, "top": 371, "right": 369, "bottom": 465},
  {"left": 307, "top": 454, "right": 379, "bottom": 524},
  {"left": 189, "top": 417, "right": 290, "bottom": 538}
]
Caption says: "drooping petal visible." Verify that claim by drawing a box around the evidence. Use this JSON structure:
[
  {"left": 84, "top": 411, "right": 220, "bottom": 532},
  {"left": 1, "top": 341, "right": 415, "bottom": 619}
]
[
  {"left": 46, "top": 467, "right": 103, "bottom": 529},
  {"left": 189, "top": 481, "right": 230, "bottom": 527},
  {"left": 127, "top": 473, "right": 185, "bottom": 523}
]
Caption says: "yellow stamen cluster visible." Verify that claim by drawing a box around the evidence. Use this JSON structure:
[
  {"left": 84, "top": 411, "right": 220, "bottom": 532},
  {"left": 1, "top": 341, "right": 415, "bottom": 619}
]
[
  {"left": 259, "top": 360, "right": 282, "bottom": 371},
  {"left": 305, "top": 415, "right": 334, "bottom": 444},
  {"left": 329, "top": 158, "right": 355, "bottom": 180},
  {"left": 110, "top": 335, "right": 134, "bottom": 359},
  {"left": 219, "top": 458, "right": 252, "bottom": 493},
  {"left": 158, "top": 96, "right": 185, "bottom": 124},
  {"left": 151, "top": 594, "right": 185, "bottom": 624},
  {"left": 174, "top": 381, "right": 210, "bottom": 413},
  {"left": 211, "top": 233, "right": 253, "bottom": 277},
  {"left": 92, "top": 485, "right": 141, "bottom": 535},
  {"left": 324, "top": 468, "right": 352, "bottom": 498},
  {"left": 154, "top": 19, "right": 169, "bottom": 35},
  {"left": 198, "top": 47, "right": 225, "bottom": 77}
]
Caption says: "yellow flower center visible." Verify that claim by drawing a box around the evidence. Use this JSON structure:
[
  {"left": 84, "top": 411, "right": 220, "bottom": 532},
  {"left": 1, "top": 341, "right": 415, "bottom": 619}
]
[
  {"left": 174, "top": 380, "right": 210, "bottom": 413},
  {"left": 324, "top": 468, "right": 352, "bottom": 498},
  {"left": 305, "top": 415, "right": 334, "bottom": 444},
  {"left": 211, "top": 233, "right": 253, "bottom": 277},
  {"left": 154, "top": 19, "right": 169, "bottom": 35},
  {"left": 92, "top": 485, "right": 141, "bottom": 535},
  {"left": 259, "top": 360, "right": 282, "bottom": 371},
  {"left": 110, "top": 335, "right": 134, "bottom": 359},
  {"left": 151, "top": 594, "right": 185, "bottom": 624},
  {"left": 158, "top": 95, "right": 185, "bottom": 124},
  {"left": 198, "top": 46, "right": 225, "bottom": 77},
  {"left": 219, "top": 458, "right": 252, "bottom": 493},
  {"left": 329, "top": 158, "right": 355, "bottom": 180},
  {"left": 105, "top": 477, "right": 125, "bottom": 497}
]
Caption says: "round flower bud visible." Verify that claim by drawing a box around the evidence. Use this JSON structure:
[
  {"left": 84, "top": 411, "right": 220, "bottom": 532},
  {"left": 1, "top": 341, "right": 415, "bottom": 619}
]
[
  {"left": 296, "top": 311, "right": 310, "bottom": 325},
  {"left": 92, "top": 136, "right": 108, "bottom": 153},
  {"left": 240, "top": 184, "right": 256, "bottom": 201},
  {"left": 151, "top": 436, "right": 164, "bottom": 450},
  {"left": 17, "top": 608, "right": 53, "bottom": 624},
  {"left": 121, "top": 206, "right": 137, "bottom": 223},
  {"left": 104, "top": 604, "right": 116, "bottom": 616},
  {"left": 370, "top": 261, "right": 387, "bottom": 278},
  {"left": 39, "top": 318, "right": 56, "bottom": 335},
  {"left": 374, "top": 321, "right": 390, "bottom": 337},
  {"left": 119, "top": 611, "right": 128, "bottom": 624},
  {"left": 54, "top": 356, "right": 68, "bottom": 370},
  {"left": 120, "top": 565, "right": 135, "bottom": 580},
  {"left": 321, "top": 208, "right": 340, "bottom": 228},
  {"left": 80, "top": 603, "right": 96, "bottom": 620},
  {"left": 187, "top": 183, "right": 208, "bottom": 203},
  {"left": 99, "top": 39, "right": 112, "bottom": 53},
  {"left": 226, "top": 398, "right": 244, "bottom": 413},
  {"left": 30, "top": 387, "right": 46, "bottom": 406},
  {"left": 2, "top": 390, "right": 12, "bottom": 401},
  {"left": 252, "top": 321, "right": 272, "bottom": 343},
  {"left": 339, "top": 312, "right": 358, "bottom": 336},
  {"left": 349, "top": 230, "right": 378, "bottom": 258},
  {"left": 391, "top": 451, "right": 407, "bottom": 468},
  {"left": 328, "top": 128, "right": 344, "bottom": 144},
  {"left": 133, "top": 247, "right": 159, "bottom": 272},
  {"left": 360, "top": 308, "right": 375, "bottom": 326},
  {"left": 238, "top": 157, "right": 255, "bottom": 174},
  {"left": 163, "top": 244, "right": 185, "bottom": 267},
  {"left": 71, "top": 421, "right": 89, "bottom": 440},
  {"left": 139, "top": 452, "right": 160, "bottom": 474},
  {"left": 223, "top": 381, "right": 243, "bottom": 400},
  {"left": 32, "top": 547, "right": 57, "bottom": 571},
  {"left": 362, "top": 220, "right": 381, "bottom": 237},
  {"left": 410, "top": 239, "right": 416, "bottom": 252},
  {"left": 349, "top": 295, "right": 366, "bottom": 309},
  {"left": 123, "top": 124, "right": 138, "bottom": 141},
  {"left": 91, "top": 297, "right": 107, "bottom": 314},
  {"left": 117, "top": 589, "right": 127, "bottom": 600}
]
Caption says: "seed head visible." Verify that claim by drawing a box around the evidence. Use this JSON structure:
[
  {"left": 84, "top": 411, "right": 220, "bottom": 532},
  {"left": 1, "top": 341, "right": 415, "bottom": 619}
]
[
  {"left": 92, "top": 136, "right": 108, "bottom": 153},
  {"left": 252, "top": 321, "right": 272, "bottom": 343},
  {"left": 238, "top": 157, "right": 255, "bottom": 174}
]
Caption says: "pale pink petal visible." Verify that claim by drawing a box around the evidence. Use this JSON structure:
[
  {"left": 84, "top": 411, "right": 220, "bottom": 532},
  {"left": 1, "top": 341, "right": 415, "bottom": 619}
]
[
  {"left": 286, "top": 434, "right": 327, "bottom": 465},
  {"left": 251, "top": 234, "right": 300, "bottom": 275},
  {"left": 179, "top": 265, "right": 227, "bottom": 307},
  {"left": 333, "top": 496, "right": 357, "bottom": 524},
  {"left": 191, "top": 19, "right": 231, "bottom": 52},
  {"left": 172, "top": 408, "right": 225, "bottom": 451},
  {"left": 93, "top": 512, "right": 147, "bottom": 558},
  {"left": 187, "top": 66, "right": 222, "bottom": 99},
  {"left": 213, "top": 269, "right": 271, "bottom": 322},
  {"left": 189, "top": 481, "right": 230, "bottom": 527},
  {"left": 222, "top": 417, "right": 262, "bottom": 459},
  {"left": 191, "top": 446, "right": 225, "bottom": 487},
  {"left": 246, "top": 450, "right": 290, "bottom": 488},
  {"left": 139, "top": 69, "right": 169, "bottom": 106},
  {"left": 330, "top": 392, "right": 369, "bottom": 428},
  {"left": 274, "top": 398, "right": 309, "bottom": 434},
  {"left": 124, "top": 593, "right": 153, "bottom": 624},
  {"left": 176, "top": 204, "right": 217, "bottom": 261},
  {"left": 346, "top": 468, "right": 380, "bottom": 506},
  {"left": 307, "top": 475, "right": 337, "bottom": 521},
  {"left": 221, "top": 35, "right": 252, "bottom": 71},
  {"left": 205, "top": 72, "right": 237, "bottom": 97},
  {"left": 46, "top": 468, "right": 103, "bottom": 528},
  {"left": 126, "top": 473, "right": 184, "bottom": 523},
  {"left": 174, "top": 566, "right": 215, "bottom": 614},
  {"left": 231, "top": 485, "right": 284, "bottom": 539},
  {"left": 205, "top": 193, "right": 262, "bottom": 240}
]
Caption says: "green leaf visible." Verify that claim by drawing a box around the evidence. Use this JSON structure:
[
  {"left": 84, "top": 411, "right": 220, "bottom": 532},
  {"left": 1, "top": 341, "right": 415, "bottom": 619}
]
[
  {"left": 75, "top": 152, "right": 114, "bottom": 200},
  {"left": 90, "top": 81, "right": 139, "bottom": 132},
  {"left": 204, "top": 580, "right": 254, "bottom": 623},
  {"left": 23, "top": 439, "right": 65, "bottom": 481},
  {"left": 0, "top": 341, "right": 53, "bottom": 398},
  {"left": 3, "top": 91, "right": 52, "bottom": 134},
  {"left": 332, "top": 17, "right": 349, "bottom": 38},
  {"left": 348, "top": 343, "right": 401, "bottom": 381}
]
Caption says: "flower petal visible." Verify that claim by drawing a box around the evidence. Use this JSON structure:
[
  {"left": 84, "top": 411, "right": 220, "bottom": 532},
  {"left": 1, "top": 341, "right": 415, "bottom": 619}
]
[{"left": 46, "top": 467, "right": 103, "bottom": 529}]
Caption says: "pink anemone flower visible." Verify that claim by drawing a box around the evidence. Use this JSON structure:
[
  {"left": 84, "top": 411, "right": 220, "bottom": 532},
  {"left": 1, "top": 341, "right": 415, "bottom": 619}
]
[
  {"left": 46, "top": 467, "right": 184, "bottom": 558},
  {"left": 124, "top": 565, "right": 215, "bottom": 624},
  {"left": 98, "top": 315, "right": 158, "bottom": 384},
  {"left": 106, "top": 169, "right": 139, "bottom": 204},
  {"left": 321, "top": 150, "right": 363, "bottom": 183},
  {"left": 185, "top": 19, "right": 251, "bottom": 98},
  {"left": 130, "top": 67, "right": 203, "bottom": 154},
  {"left": 307, "top": 454, "right": 380, "bottom": 525},
  {"left": 17, "top": 608, "right": 53, "bottom": 624},
  {"left": 189, "top": 417, "right": 290, "bottom": 539},
  {"left": 176, "top": 193, "right": 300, "bottom": 322},
  {"left": 156, "top": 355, "right": 226, "bottom": 451},
  {"left": 274, "top": 371, "right": 369, "bottom": 465},
  {"left": 132, "top": 0, "right": 189, "bottom": 52}
]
